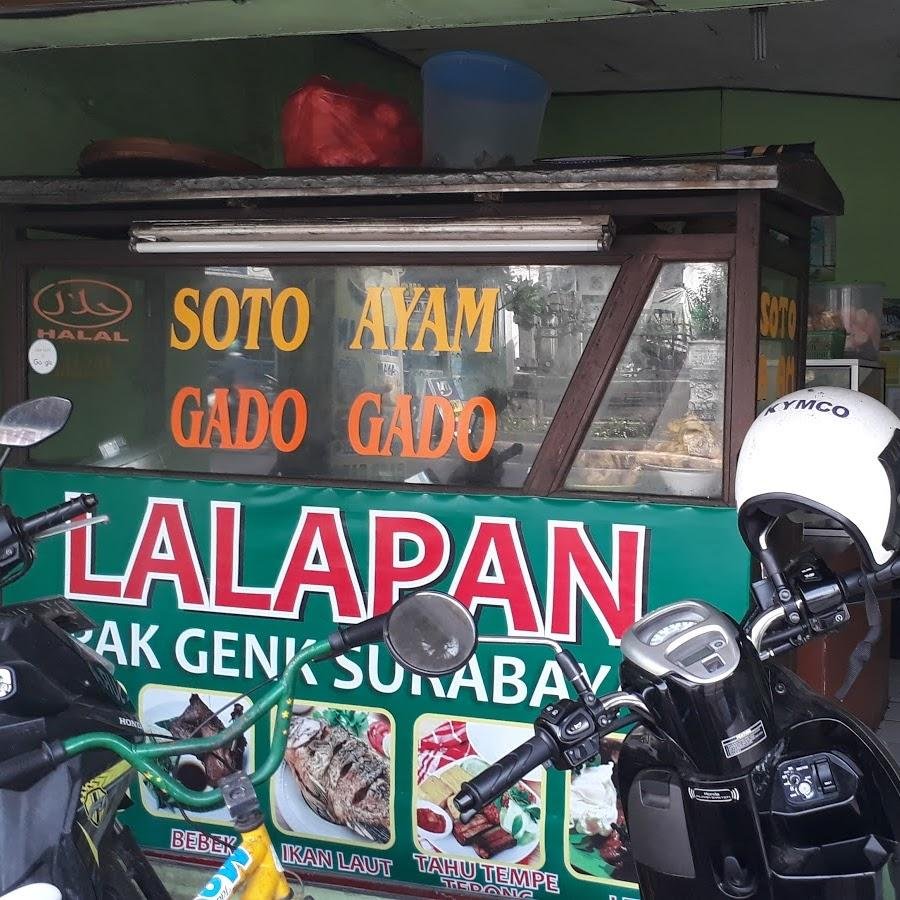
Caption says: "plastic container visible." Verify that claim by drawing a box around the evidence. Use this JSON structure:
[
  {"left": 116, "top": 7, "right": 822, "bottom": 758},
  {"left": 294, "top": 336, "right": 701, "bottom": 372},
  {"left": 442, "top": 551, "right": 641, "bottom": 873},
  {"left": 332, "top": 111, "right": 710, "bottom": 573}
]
[
  {"left": 421, "top": 51, "right": 549, "bottom": 169},
  {"left": 809, "top": 283, "right": 884, "bottom": 360},
  {"left": 807, "top": 328, "right": 846, "bottom": 359}
]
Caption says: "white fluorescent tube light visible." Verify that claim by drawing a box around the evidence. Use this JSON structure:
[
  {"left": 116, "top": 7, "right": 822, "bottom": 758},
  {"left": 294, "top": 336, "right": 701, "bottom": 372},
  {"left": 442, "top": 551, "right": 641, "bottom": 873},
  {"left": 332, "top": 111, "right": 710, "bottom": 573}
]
[
  {"left": 133, "top": 239, "right": 605, "bottom": 255},
  {"left": 129, "top": 215, "right": 615, "bottom": 254}
]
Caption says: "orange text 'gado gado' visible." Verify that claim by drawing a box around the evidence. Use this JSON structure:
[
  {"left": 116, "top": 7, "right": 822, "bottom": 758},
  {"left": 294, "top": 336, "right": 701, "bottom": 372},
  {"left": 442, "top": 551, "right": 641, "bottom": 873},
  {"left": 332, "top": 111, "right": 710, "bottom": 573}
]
[
  {"left": 169, "top": 388, "right": 498, "bottom": 462},
  {"left": 347, "top": 392, "right": 496, "bottom": 462},
  {"left": 170, "top": 387, "right": 308, "bottom": 452}
]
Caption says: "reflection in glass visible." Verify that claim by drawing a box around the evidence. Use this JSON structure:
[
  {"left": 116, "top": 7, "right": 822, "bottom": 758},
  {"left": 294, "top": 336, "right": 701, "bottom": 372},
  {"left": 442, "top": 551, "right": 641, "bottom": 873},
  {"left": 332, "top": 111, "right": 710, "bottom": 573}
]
[
  {"left": 566, "top": 262, "right": 729, "bottom": 499},
  {"left": 26, "top": 264, "right": 620, "bottom": 490}
]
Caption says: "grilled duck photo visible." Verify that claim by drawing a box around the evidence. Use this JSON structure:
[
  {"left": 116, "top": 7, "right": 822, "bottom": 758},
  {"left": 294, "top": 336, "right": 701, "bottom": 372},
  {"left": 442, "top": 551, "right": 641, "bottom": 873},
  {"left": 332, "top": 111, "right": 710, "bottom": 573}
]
[
  {"left": 284, "top": 716, "right": 391, "bottom": 845},
  {"left": 161, "top": 693, "right": 246, "bottom": 785}
]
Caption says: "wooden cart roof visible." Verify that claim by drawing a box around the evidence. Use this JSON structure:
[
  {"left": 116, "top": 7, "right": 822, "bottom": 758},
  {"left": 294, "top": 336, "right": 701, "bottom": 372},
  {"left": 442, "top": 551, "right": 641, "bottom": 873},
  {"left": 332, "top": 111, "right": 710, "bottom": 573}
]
[{"left": 0, "top": 154, "right": 843, "bottom": 216}]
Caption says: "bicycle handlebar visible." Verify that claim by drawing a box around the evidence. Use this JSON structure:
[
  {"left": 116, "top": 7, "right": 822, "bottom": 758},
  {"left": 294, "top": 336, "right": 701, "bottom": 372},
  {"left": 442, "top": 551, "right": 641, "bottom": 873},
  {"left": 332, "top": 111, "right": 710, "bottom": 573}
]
[
  {"left": 0, "top": 742, "right": 68, "bottom": 789},
  {"left": 58, "top": 638, "right": 332, "bottom": 810}
]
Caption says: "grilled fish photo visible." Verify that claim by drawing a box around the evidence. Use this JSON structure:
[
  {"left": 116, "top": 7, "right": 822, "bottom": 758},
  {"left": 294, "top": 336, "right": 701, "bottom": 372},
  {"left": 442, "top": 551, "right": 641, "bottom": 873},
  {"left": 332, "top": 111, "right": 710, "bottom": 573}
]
[{"left": 285, "top": 717, "right": 391, "bottom": 845}]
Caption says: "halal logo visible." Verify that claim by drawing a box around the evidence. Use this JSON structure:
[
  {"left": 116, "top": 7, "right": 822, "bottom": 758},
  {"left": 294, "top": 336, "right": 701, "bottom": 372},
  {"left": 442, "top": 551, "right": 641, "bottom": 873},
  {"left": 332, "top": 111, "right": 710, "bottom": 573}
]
[{"left": 32, "top": 279, "right": 133, "bottom": 330}]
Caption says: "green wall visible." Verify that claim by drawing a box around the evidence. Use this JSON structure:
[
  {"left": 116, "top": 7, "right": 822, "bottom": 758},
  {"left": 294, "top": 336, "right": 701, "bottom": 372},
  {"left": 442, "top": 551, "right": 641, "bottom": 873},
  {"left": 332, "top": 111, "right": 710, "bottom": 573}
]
[
  {"left": 0, "top": 0, "right": 823, "bottom": 54},
  {"left": 723, "top": 92, "right": 896, "bottom": 295},
  {"left": 0, "top": 34, "right": 419, "bottom": 173},
  {"left": 0, "top": 37, "right": 896, "bottom": 294},
  {"left": 542, "top": 88, "right": 900, "bottom": 294},
  {"left": 542, "top": 89, "right": 724, "bottom": 158}
]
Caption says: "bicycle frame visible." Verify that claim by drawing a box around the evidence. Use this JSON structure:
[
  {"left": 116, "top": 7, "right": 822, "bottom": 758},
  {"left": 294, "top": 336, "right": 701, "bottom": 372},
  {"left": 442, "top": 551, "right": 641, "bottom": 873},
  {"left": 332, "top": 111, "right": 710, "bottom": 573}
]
[
  {"left": 193, "top": 823, "right": 290, "bottom": 900},
  {"left": 61, "top": 639, "right": 332, "bottom": 809},
  {"left": 56, "top": 642, "right": 329, "bottom": 899}
]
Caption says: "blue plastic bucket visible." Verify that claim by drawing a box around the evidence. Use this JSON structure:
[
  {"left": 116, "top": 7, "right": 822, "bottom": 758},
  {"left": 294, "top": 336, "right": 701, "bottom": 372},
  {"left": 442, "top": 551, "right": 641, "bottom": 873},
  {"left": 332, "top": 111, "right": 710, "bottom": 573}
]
[{"left": 421, "top": 51, "right": 550, "bottom": 168}]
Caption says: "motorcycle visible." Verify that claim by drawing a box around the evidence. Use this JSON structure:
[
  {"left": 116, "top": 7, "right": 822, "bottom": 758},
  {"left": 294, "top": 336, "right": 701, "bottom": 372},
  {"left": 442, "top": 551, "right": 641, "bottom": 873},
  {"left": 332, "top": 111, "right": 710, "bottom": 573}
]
[
  {"left": 0, "top": 397, "right": 479, "bottom": 899},
  {"left": 454, "top": 386, "right": 900, "bottom": 898}
]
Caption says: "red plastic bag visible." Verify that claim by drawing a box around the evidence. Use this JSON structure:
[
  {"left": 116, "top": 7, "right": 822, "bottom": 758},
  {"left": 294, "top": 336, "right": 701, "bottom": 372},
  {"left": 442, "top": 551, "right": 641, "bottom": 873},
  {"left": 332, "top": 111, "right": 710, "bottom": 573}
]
[{"left": 281, "top": 76, "right": 422, "bottom": 169}]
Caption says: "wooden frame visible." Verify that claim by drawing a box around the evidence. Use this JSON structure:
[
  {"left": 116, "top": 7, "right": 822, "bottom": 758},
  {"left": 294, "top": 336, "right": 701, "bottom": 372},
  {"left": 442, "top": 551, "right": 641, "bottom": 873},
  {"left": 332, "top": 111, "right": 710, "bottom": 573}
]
[
  {"left": 0, "top": 158, "right": 841, "bottom": 507},
  {"left": 525, "top": 254, "right": 662, "bottom": 495}
]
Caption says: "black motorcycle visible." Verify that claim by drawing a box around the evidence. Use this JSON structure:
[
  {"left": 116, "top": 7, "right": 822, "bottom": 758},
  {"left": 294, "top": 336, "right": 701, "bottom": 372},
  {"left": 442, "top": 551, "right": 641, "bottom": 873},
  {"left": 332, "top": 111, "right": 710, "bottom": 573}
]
[
  {"left": 455, "top": 533, "right": 900, "bottom": 897},
  {"left": 0, "top": 397, "right": 170, "bottom": 899}
]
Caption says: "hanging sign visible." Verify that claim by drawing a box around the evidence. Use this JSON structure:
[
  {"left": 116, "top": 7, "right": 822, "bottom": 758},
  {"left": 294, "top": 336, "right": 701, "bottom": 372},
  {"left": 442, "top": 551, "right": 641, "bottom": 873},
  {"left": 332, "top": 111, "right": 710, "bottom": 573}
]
[{"left": 5, "top": 469, "right": 750, "bottom": 900}]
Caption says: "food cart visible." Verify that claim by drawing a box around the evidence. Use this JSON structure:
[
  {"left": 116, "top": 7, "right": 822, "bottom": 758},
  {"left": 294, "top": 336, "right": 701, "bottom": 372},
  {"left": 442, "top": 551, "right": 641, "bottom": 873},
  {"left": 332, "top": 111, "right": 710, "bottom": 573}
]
[{"left": 0, "top": 154, "right": 842, "bottom": 899}]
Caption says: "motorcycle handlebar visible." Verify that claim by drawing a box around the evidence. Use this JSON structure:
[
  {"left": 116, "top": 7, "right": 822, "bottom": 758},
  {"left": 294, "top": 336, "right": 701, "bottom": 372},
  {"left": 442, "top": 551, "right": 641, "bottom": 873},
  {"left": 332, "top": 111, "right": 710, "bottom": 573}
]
[
  {"left": 20, "top": 495, "right": 97, "bottom": 540},
  {"left": 752, "top": 556, "right": 900, "bottom": 654},
  {"left": 0, "top": 742, "right": 67, "bottom": 789},
  {"left": 843, "top": 556, "right": 900, "bottom": 596},
  {"left": 453, "top": 730, "right": 556, "bottom": 823}
]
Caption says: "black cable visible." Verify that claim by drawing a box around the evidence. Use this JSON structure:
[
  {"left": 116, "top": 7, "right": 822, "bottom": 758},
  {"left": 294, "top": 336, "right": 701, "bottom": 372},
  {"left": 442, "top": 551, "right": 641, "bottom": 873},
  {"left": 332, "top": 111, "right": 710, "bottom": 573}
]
[
  {"left": 133, "top": 673, "right": 284, "bottom": 805},
  {"left": 177, "top": 806, "right": 235, "bottom": 856},
  {"left": 187, "top": 675, "right": 278, "bottom": 740},
  {"left": 132, "top": 728, "right": 235, "bottom": 785},
  {"left": 182, "top": 676, "right": 280, "bottom": 780},
  {"left": 137, "top": 677, "right": 280, "bottom": 786}
]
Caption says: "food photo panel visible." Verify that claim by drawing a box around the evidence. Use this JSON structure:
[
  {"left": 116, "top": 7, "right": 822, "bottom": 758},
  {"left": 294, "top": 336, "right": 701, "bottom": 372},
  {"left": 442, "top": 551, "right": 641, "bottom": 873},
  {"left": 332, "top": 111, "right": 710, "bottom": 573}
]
[
  {"left": 564, "top": 733, "right": 638, "bottom": 887},
  {"left": 137, "top": 684, "right": 256, "bottom": 826},
  {"left": 271, "top": 699, "right": 395, "bottom": 849},
  {"left": 413, "top": 715, "right": 546, "bottom": 868}
]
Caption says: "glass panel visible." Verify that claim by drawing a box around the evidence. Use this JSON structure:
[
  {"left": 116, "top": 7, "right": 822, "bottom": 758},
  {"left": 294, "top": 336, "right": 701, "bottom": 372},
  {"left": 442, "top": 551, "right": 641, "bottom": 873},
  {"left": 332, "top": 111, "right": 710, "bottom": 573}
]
[
  {"left": 566, "top": 262, "right": 728, "bottom": 499},
  {"left": 805, "top": 364, "right": 851, "bottom": 391},
  {"left": 757, "top": 268, "right": 800, "bottom": 412},
  {"left": 25, "top": 263, "right": 619, "bottom": 489},
  {"left": 858, "top": 365, "right": 885, "bottom": 402}
]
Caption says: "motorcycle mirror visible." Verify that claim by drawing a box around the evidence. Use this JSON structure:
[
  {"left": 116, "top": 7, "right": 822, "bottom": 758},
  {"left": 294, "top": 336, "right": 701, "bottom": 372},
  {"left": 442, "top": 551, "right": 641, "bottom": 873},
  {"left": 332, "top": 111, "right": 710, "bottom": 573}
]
[
  {"left": 383, "top": 591, "right": 477, "bottom": 677},
  {"left": 0, "top": 397, "right": 72, "bottom": 450}
]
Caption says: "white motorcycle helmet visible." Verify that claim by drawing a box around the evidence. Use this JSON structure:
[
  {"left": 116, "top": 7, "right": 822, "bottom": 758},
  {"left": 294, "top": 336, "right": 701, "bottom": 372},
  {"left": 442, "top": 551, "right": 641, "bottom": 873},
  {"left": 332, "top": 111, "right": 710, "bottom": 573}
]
[{"left": 736, "top": 386, "right": 900, "bottom": 569}]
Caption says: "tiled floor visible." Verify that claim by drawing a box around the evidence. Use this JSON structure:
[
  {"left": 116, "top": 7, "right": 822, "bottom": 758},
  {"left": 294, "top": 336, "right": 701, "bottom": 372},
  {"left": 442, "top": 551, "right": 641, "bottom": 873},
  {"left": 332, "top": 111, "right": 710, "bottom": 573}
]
[{"left": 875, "top": 659, "right": 900, "bottom": 759}]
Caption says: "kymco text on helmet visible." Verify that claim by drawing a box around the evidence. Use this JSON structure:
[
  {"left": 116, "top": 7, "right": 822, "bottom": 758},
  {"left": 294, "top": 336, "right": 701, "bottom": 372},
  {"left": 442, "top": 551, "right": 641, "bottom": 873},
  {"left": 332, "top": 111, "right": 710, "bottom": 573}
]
[{"left": 765, "top": 398, "right": 850, "bottom": 418}]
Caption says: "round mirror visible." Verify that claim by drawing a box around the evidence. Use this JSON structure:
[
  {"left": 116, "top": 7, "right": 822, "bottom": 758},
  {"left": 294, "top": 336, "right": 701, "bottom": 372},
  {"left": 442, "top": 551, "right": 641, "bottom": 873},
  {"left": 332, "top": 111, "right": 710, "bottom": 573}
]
[
  {"left": 0, "top": 397, "right": 72, "bottom": 448},
  {"left": 384, "top": 591, "right": 477, "bottom": 677}
]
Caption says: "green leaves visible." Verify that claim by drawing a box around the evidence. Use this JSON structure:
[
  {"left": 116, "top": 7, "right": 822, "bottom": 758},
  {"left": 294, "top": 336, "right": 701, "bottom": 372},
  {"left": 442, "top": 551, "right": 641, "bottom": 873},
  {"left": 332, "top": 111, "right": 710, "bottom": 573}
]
[{"left": 312, "top": 707, "right": 369, "bottom": 737}]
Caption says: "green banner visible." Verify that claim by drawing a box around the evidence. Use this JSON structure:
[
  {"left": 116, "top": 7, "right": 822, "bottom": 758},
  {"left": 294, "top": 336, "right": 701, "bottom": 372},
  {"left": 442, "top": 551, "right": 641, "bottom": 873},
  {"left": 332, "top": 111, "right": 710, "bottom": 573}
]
[{"left": 4, "top": 469, "right": 750, "bottom": 900}]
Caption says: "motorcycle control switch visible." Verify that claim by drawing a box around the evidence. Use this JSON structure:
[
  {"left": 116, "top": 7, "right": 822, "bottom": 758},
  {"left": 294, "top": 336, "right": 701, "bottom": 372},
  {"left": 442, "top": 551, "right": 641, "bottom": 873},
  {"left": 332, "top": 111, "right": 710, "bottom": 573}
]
[
  {"left": 773, "top": 752, "right": 857, "bottom": 812},
  {"left": 537, "top": 699, "right": 600, "bottom": 767}
]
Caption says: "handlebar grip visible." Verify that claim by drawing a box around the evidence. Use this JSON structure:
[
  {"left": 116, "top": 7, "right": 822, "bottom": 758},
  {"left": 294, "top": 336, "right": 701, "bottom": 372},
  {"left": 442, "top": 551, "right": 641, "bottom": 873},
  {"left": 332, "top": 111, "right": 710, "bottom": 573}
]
[
  {"left": 453, "top": 730, "right": 555, "bottom": 822},
  {"left": 840, "top": 561, "right": 900, "bottom": 602},
  {"left": 20, "top": 494, "right": 97, "bottom": 539},
  {"left": 841, "top": 570, "right": 869, "bottom": 598},
  {"left": 0, "top": 741, "right": 67, "bottom": 788}
]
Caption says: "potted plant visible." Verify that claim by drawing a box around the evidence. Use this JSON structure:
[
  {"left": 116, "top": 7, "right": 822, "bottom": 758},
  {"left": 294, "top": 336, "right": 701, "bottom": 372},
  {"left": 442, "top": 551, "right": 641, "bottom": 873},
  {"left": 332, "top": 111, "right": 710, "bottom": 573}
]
[
  {"left": 504, "top": 275, "right": 588, "bottom": 371},
  {"left": 685, "top": 267, "right": 725, "bottom": 362}
]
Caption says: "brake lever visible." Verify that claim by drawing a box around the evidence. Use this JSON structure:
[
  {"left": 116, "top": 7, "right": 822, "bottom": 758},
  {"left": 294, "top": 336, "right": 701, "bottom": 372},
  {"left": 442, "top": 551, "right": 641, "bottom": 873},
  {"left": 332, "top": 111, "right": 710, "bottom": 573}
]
[{"left": 34, "top": 515, "right": 110, "bottom": 541}]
